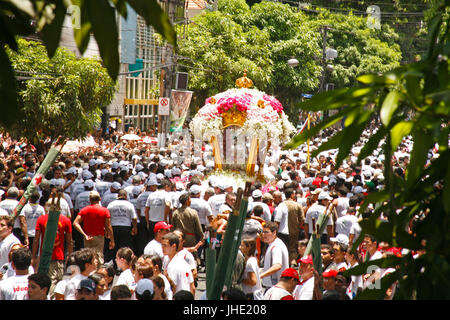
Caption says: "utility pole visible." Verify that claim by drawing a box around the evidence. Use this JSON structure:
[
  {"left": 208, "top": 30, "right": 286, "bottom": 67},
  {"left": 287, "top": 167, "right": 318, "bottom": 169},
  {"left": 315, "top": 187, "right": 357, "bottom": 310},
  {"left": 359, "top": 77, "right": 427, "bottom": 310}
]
[
  {"left": 159, "top": 0, "right": 176, "bottom": 147},
  {"left": 319, "top": 25, "right": 330, "bottom": 93}
]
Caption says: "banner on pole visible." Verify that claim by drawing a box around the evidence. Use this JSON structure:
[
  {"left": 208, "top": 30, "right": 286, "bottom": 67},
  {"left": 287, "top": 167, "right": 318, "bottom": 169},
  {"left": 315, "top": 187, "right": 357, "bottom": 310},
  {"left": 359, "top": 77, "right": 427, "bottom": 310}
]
[{"left": 169, "top": 90, "right": 193, "bottom": 132}]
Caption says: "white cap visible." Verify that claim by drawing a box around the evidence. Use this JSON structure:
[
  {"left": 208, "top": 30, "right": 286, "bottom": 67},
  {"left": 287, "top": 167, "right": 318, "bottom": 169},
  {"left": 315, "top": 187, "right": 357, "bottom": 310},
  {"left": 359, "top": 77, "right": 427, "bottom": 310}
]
[
  {"left": 354, "top": 186, "right": 367, "bottom": 194},
  {"left": 84, "top": 180, "right": 95, "bottom": 188},
  {"left": 111, "top": 182, "right": 121, "bottom": 190},
  {"left": 330, "top": 234, "right": 349, "bottom": 246},
  {"left": 82, "top": 170, "right": 94, "bottom": 180},
  {"left": 318, "top": 191, "right": 332, "bottom": 200},
  {"left": 252, "top": 189, "right": 263, "bottom": 198},
  {"left": 189, "top": 184, "right": 202, "bottom": 195}
]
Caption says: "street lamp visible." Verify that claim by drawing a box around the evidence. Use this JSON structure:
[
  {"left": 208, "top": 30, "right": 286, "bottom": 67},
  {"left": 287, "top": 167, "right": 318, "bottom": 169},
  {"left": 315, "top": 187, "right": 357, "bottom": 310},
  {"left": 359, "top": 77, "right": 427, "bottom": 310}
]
[{"left": 287, "top": 57, "right": 299, "bottom": 67}]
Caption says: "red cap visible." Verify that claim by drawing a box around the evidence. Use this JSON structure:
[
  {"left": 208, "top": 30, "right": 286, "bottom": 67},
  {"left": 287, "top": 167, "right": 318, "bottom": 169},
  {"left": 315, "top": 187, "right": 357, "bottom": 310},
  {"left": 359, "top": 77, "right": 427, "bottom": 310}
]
[
  {"left": 297, "top": 255, "right": 313, "bottom": 265},
  {"left": 281, "top": 268, "right": 300, "bottom": 282},
  {"left": 322, "top": 269, "right": 338, "bottom": 278},
  {"left": 154, "top": 221, "right": 173, "bottom": 233}
]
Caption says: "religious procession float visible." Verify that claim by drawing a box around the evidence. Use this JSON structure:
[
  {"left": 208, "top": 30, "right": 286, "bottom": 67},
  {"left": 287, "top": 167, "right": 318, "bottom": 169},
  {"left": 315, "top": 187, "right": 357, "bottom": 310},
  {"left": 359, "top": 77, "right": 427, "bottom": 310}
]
[{"left": 190, "top": 71, "right": 296, "bottom": 189}]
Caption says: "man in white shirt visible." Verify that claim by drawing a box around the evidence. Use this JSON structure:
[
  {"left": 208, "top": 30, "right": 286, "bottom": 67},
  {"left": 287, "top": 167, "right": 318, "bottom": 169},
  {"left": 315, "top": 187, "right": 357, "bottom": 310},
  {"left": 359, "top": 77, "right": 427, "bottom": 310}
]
[
  {"left": 161, "top": 232, "right": 195, "bottom": 295},
  {"left": 248, "top": 189, "right": 271, "bottom": 222},
  {"left": 64, "top": 248, "right": 98, "bottom": 300},
  {"left": 304, "top": 191, "right": 334, "bottom": 244},
  {"left": 107, "top": 190, "right": 138, "bottom": 260},
  {"left": 0, "top": 247, "right": 32, "bottom": 300},
  {"left": 260, "top": 221, "right": 289, "bottom": 289},
  {"left": 0, "top": 187, "right": 28, "bottom": 246},
  {"left": 143, "top": 221, "right": 172, "bottom": 258},
  {"left": 144, "top": 179, "right": 172, "bottom": 240},
  {"left": 189, "top": 184, "right": 213, "bottom": 230},
  {"left": 294, "top": 255, "right": 315, "bottom": 300},
  {"left": 0, "top": 216, "right": 21, "bottom": 267},
  {"left": 335, "top": 206, "right": 359, "bottom": 237}
]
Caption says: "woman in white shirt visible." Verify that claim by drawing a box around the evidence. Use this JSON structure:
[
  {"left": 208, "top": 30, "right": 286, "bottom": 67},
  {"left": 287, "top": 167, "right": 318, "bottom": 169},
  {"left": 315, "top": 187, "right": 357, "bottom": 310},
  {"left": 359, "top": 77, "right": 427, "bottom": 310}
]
[
  {"left": 240, "top": 238, "right": 263, "bottom": 300},
  {"left": 115, "top": 247, "right": 137, "bottom": 294}
]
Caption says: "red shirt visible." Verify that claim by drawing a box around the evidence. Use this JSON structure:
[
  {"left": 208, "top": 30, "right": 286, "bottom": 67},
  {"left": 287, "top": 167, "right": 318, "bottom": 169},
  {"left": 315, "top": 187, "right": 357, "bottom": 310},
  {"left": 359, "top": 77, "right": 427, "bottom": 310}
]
[
  {"left": 78, "top": 204, "right": 111, "bottom": 236},
  {"left": 36, "top": 214, "right": 72, "bottom": 261}
]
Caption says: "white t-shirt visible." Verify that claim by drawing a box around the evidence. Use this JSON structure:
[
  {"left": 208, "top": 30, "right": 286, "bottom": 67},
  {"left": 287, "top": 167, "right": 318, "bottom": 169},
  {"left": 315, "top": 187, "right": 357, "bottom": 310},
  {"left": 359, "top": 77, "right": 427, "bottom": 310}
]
[
  {"left": 189, "top": 197, "right": 213, "bottom": 226},
  {"left": 64, "top": 273, "right": 88, "bottom": 300},
  {"left": 0, "top": 233, "right": 21, "bottom": 266},
  {"left": 115, "top": 268, "right": 136, "bottom": 291},
  {"left": 102, "top": 192, "right": 118, "bottom": 209},
  {"left": 293, "top": 276, "right": 314, "bottom": 300},
  {"left": 263, "top": 284, "right": 293, "bottom": 300},
  {"left": 262, "top": 238, "right": 289, "bottom": 287},
  {"left": 95, "top": 181, "right": 112, "bottom": 199},
  {"left": 335, "top": 197, "right": 350, "bottom": 218},
  {"left": 158, "top": 274, "right": 173, "bottom": 300},
  {"left": 145, "top": 190, "right": 171, "bottom": 222},
  {"left": 273, "top": 202, "right": 289, "bottom": 235},
  {"left": 75, "top": 191, "right": 92, "bottom": 212},
  {"left": 165, "top": 255, "right": 194, "bottom": 293},
  {"left": 0, "top": 199, "right": 23, "bottom": 229},
  {"left": 0, "top": 274, "right": 30, "bottom": 300},
  {"left": 136, "top": 191, "right": 152, "bottom": 217},
  {"left": 175, "top": 248, "right": 196, "bottom": 270},
  {"left": 107, "top": 200, "right": 137, "bottom": 227},
  {"left": 242, "top": 256, "right": 263, "bottom": 299},
  {"left": 335, "top": 214, "right": 359, "bottom": 236},
  {"left": 143, "top": 239, "right": 163, "bottom": 258},
  {"left": 208, "top": 193, "right": 226, "bottom": 216},
  {"left": 305, "top": 203, "right": 332, "bottom": 234},
  {"left": 22, "top": 203, "right": 45, "bottom": 237}
]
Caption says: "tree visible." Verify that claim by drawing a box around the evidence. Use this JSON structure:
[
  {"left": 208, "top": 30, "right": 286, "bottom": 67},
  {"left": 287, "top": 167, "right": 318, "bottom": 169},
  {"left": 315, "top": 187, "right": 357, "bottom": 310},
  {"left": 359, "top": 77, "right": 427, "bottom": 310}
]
[
  {"left": 284, "top": 0, "right": 450, "bottom": 299},
  {"left": 6, "top": 38, "right": 116, "bottom": 148},
  {"left": 0, "top": 0, "right": 176, "bottom": 129}
]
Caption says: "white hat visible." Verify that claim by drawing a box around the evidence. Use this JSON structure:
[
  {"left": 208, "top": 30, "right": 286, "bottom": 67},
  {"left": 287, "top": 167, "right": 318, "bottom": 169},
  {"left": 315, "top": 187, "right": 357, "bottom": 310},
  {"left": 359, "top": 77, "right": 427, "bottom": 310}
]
[
  {"left": 146, "top": 179, "right": 159, "bottom": 186},
  {"left": 111, "top": 182, "right": 121, "bottom": 190},
  {"left": 189, "top": 184, "right": 202, "bottom": 195},
  {"left": 132, "top": 186, "right": 142, "bottom": 196},
  {"left": 354, "top": 186, "right": 367, "bottom": 194},
  {"left": 156, "top": 173, "right": 165, "bottom": 180},
  {"left": 64, "top": 167, "right": 78, "bottom": 176},
  {"left": 135, "top": 164, "right": 144, "bottom": 172},
  {"left": 112, "top": 162, "right": 120, "bottom": 169},
  {"left": 252, "top": 189, "right": 263, "bottom": 198},
  {"left": 135, "top": 279, "right": 154, "bottom": 296},
  {"left": 175, "top": 182, "right": 184, "bottom": 191},
  {"left": 88, "top": 159, "right": 97, "bottom": 166},
  {"left": 82, "top": 170, "right": 94, "bottom": 180},
  {"left": 318, "top": 191, "right": 332, "bottom": 200},
  {"left": 171, "top": 167, "right": 181, "bottom": 176},
  {"left": 84, "top": 180, "right": 95, "bottom": 188},
  {"left": 330, "top": 234, "right": 349, "bottom": 246}
]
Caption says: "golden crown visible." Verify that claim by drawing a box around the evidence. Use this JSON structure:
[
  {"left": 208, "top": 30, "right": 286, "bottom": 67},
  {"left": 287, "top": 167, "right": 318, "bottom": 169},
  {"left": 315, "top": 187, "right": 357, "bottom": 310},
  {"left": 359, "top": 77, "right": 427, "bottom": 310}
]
[
  {"left": 235, "top": 69, "right": 253, "bottom": 89},
  {"left": 222, "top": 108, "right": 247, "bottom": 128}
]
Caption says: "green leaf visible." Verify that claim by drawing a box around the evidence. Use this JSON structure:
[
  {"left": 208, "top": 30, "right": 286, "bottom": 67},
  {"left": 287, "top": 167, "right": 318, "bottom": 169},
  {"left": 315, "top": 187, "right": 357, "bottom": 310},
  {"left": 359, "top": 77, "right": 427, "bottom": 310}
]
[
  {"left": 357, "top": 126, "right": 387, "bottom": 163},
  {"left": 72, "top": 0, "right": 92, "bottom": 54},
  {"left": 380, "top": 91, "right": 402, "bottom": 127},
  {"left": 87, "top": 0, "right": 119, "bottom": 80},
  {"left": 41, "top": 0, "right": 67, "bottom": 58},
  {"left": 335, "top": 110, "right": 372, "bottom": 168},
  {"left": 406, "top": 128, "right": 433, "bottom": 187},
  {"left": 357, "top": 72, "right": 398, "bottom": 86},
  {"left": 390, "top": 121, "right": 414, "bottom": 153},
  {"left": 127, "top": 0, "right": 176, "bottom": 46},
  {"left": 283, "top": 107, "right": 352, "bottom": 149},
  {"left": 358, "top": 190, "right": 390, "bottom": 214}
]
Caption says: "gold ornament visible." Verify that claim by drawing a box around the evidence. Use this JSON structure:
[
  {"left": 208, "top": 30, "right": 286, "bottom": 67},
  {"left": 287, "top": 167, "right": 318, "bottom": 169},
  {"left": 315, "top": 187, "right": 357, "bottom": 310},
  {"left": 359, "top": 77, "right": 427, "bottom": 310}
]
[
  {"left": 210, "top": 97, "right": 216, "bottom": 104},
  {"left": 222, "top": 108, "right": 247, "bottom": 128},
  {"left": 235, "top": 69, "right": 253, "bottom": 89},
  {"left": 257, "top": 100, "right": 265, "bottom": 109}
]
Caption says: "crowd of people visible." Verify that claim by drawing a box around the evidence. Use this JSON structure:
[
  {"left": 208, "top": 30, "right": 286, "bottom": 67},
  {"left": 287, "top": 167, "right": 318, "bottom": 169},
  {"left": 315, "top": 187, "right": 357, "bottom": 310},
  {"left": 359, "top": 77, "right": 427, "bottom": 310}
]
[{"left": 0, "top": 121, "right": 432, "bottom": 300}]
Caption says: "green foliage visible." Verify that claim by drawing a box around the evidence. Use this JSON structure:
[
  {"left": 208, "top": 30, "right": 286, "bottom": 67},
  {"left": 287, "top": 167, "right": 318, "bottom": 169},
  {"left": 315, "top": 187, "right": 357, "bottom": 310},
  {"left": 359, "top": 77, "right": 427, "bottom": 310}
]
[
  {"left": 6, "top": 38, "right": 116, "bottom": 144},
  {"left": 285, "top": 2, "right": 450, "bottom": 299},
  {"left": 0, "top": 0, "right": 175, "bottom": 129}
]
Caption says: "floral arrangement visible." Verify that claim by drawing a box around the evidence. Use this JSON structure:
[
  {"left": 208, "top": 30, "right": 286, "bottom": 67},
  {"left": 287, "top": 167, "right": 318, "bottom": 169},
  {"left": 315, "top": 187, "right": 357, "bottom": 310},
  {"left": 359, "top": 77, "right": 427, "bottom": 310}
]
[{"left": 190, "top": 88, "right": 296, "bottom": 144}]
